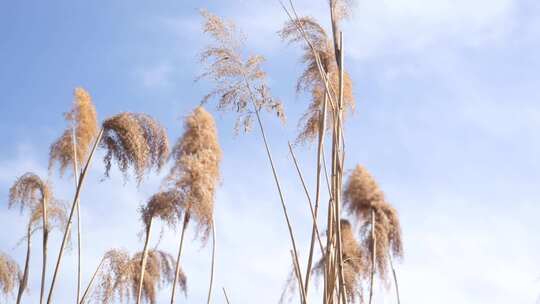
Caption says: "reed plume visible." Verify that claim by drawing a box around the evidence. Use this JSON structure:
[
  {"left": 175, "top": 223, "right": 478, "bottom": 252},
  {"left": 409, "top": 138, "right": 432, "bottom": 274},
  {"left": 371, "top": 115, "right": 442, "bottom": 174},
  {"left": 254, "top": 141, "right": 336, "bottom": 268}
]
[
  {"left": 344, "top": 165, "right": 403, "bottom": 303},
  {"left": 199, "top": 9, "right": 285, "bottom": 133},
  {"left": 167, "top": 106, "right": 221, "bottom": 241},
  {"left": 93, "top": 249, "right": 185, "bottom": 304},
  {"left": 168, "top": 106, "right": 221, "bottom": 303},
  {"left": 49, "top": 87, "right": 98, "bottom": 175},
  {"left": 49, "top": 87, "right": 98, "bottom": 303},
  {"left": 0, "top": 252, "right": 20, "bottom": 298},
  {"left": 137, "top": 190, "right": 183, "bottom": 304},
  {"left": 280, "top": 16, "right": 354, "bottom": 143},
  {"left": 101, "top": 112, "right": 169, "bottom": 184},
  {"left": 8, "top": 173, "right": 56, "bottom": 304}
]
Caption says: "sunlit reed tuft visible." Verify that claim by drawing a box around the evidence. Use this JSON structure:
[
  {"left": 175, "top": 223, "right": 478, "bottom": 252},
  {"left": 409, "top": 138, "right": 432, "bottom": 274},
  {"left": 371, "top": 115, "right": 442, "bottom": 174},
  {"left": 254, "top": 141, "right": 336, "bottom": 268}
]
[
  {"left": 49, "top": 87, "right": 98, "bottom": 175},
  {"left": 0, "top": 252, "right": 20, "bottom": 297},
  {"left": 93, "top": 249, "right": 185, "bottom": 304},
  {"left": 101, "top": 112, "right": 169, "bottom": 184},
  {"left": 8, "top": 173, "right": 51, "bottom": 213},
  {"left": 140, "top": 190, "right": 182, "bottom": 230},
  {"left": 167, "top": 106, "right": 222, "bottom": 241},
  {"left": 199, "top": 9, "right": 285, "bottom": 133},
  {"left": 344, "top": 165, "right": 403, "bottom": 281}
]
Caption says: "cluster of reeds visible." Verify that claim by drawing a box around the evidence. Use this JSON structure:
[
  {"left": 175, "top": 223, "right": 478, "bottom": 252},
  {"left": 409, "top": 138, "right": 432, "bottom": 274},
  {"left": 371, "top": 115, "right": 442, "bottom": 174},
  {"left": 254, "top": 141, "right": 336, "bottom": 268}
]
[{"left": 1, "top": 1, "right": 404, "bottom": 304}]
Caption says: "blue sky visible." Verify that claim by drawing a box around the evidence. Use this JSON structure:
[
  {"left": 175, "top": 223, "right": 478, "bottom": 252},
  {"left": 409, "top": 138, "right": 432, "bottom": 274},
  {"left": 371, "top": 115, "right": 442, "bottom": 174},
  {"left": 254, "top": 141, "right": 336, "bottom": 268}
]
[{"left": 1, "top": 0, "right": 540, "bottom": 303}]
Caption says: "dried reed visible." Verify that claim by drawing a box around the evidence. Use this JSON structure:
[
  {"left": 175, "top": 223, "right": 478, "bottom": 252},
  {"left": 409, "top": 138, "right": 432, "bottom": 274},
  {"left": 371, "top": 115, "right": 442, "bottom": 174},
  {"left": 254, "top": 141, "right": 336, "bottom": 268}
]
[
  {"left": 9, "top": 173, "right": 54, "bottom": 304},
  {"left": 49, "top": 87, "right": 98, "bottom": 175},
  {"left": 199, "top": 9, "right": 285, "bottom": 133},
  {"left": 93, "top": 249, "right": 185, "bottom": 304},
  {"left": 49, "top": 87, "right": 98, "bottom": 303},
  {"left": 343, "top": 165, "right": 403, "bottom": 303},
  {"left": 101, "top": 112, "right": 169, "bottom": 184},
  {"left": 280, "top": 16, "right": 354, "bottom": 143},
  {"left": 167, "top": 106, "right": 221, "bottom": 303},
  {"left": 0, "top": 252, "right": 20, "bottom": 298}
]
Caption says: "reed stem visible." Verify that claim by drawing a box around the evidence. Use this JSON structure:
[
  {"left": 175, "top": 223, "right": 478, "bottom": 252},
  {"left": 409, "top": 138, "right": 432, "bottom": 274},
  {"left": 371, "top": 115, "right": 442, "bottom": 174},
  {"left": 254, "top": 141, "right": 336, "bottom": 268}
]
[
  {"left": 16, "top": 225, "right": 31, "bottom": 304},
  {"left": 40, "top": 196, "right": 48, "bottom": 304},
  {"left": 72, "top": 127, "right": 82, "bottom": 304},
  {"left": 79, "top": 257, "right": 105, "bottom": 304},
  {"left": 389, "top": 254, "right": 401, "bottom": 304},
  {"left": 137, "top": 219, "right": 153, "bottom": 304},
  {"left": 368, "top": 208, "right": 376, "bottom": 304},
  {"left": 46, "top": 128, "right": 103, "bottom": 304},
  {"left": 171, "top": 212, "right": 189, "bottom": 304},
  {"left": 206, "top": 219, "right": 216, "bottom": 304}
]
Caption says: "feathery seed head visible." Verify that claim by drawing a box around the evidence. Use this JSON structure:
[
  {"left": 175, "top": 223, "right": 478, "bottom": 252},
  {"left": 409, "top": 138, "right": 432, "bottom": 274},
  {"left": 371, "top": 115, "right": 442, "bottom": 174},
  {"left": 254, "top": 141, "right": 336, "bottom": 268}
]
[
  {"left": 101, "top": 112, "right": 169, "bottom": 185},
  {"left": 49, "top": 87, "right": 98, "bottom": 175},
  {"left": 8, "top": 173, "right": 51, "bottom": 213},
  {"left": 140, "top": 190, "right": 182, "bottom": 230},
  {"left": 94, "top": 249, "right": 185, "bottom": 304},
  {"left": 280, "top": 17, "right": 354, "bottom": 143},
  {"left": 343, "top": 165, "right": 385, "bottom": 218},
  {"left": 200, "top": 9, "right": 285, "bottom": 133},
  {"left": 167, "top": 106, "right": 221, "bottom": 242},
  {"left": 0, "top": 252, "right": 20, "bottom": 297}
]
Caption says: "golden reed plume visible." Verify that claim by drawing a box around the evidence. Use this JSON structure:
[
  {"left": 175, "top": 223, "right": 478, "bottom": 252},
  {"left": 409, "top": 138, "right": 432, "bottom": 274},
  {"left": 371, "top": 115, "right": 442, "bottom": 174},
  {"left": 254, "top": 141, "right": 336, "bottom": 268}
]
[
  {"left": 343, "top": 165, "right": 403, "bottom": 281},
  {"left": 199, "top": 10, "right": 285, "bottom": 133},
  {"left": 49, "top": 87, "right": 98, "bottom": 175},
  {"left": 0, "top": 252, "right": 20, "bottom": 297},
  {"left": 101, "top": 112, "right": 169, "bottom": 184},
  {"left": 279, "top": 16, "right": 354, "bottom": 143},
  {"left": 167, "top": 106, "right": 222, "bottom": 241},
  {"left": 9, "top": 173, "right": 51, "bottom": 212},
  {"left": 93, "top": 249, "right": 185, "bottom": 304}
]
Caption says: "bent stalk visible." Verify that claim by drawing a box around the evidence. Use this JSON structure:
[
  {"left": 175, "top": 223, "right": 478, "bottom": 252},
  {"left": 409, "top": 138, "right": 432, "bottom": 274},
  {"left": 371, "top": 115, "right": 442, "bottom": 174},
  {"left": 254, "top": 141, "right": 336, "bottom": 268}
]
[
  {"left": 40, "top": 196, "right": 48, "bottom": 304},
  {"left": 79, "top": 257, "right": 105, "bottom": 304}
]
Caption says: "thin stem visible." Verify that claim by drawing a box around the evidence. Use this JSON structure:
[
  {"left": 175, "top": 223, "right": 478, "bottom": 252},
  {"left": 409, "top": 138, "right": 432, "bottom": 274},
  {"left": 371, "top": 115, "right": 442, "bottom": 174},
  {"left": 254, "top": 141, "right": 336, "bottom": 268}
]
[
  {"left": 242, "top": 76, "right": 305, "bottom": 296},
  {"left": 288, "top": 142, "right": 324, "bottom": 255},
  {"left": 46, "top": 128, "right": 104, "bottom": 304},
  {"left": 40, "top": 196, "right": 48, "bottom": 304},
  {"left": 16, "top": 226, "right": 31, "bottom": 304},
  {"left": 389, "top": 255, "right": 401, "bottom": 304},
  {"left": 206, "top": 219, "right": 216, "bottom": 304},
  {"left": 171, "top": 212, "right": 189, "bottom": 304},
  {"left": 137, "top": 219, "right": 153, "bottom": 304},
  {"left": 303, "top": 91, "right": 328, "bottom": 295},
  {"left": 368, "top": 208, "right": 376, "bottom": 304},
  {"left": 72, "top": 127, "right": 82, "bottom": 304},
  {"left": 222, "top": 287, "right": 231, "bottom": 304},
  {"left": 79, "top": 257, "right": 105, "bottom": 304},
  {"left": 290, "top": 250, "right": 307, "bottom": 304}
]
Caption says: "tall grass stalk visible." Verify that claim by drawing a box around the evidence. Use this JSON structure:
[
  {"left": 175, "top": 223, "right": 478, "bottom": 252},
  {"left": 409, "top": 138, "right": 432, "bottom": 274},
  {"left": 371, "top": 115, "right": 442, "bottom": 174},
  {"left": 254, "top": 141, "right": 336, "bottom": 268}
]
[
  {"left": 136, "top": 219, "right": 153, "bottom": 304},
  {"left": 206, "top": 219, "right": 216, "bottom": 304},
  {"left": 170, "top": 213, "right": 189, "bottom": 304},
  {"left": 78, "top": 257, "right": 105, "bottom": 304},
  {"left": 46, "top": 128, "right": 104, "bottom": 304},
  {"left": 39, "top": 194, "right": 48, "bottom": 304},
  {"left": 368, "top": 209, "right": 376, "bottom": 304},
  {"left": 15, "top": 225, "right": 31, "bottom": 304},
  {"left": 71, "top": 127, "right": 83, "bottom": 304}
]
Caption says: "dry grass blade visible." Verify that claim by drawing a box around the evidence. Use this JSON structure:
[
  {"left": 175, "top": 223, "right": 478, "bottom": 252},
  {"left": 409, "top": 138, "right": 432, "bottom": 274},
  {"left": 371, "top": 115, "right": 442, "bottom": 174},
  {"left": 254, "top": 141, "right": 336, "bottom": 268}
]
[
  {"left": 49, "top": 87, "right": 98, "bottom": 175},
  {"left": 101, "top": 113, "right": 169, "bottom": 184},
  {"left": 199, "top": 9, "right": 285, "bottom": 133},
  {"left": 0, "top": 252, "right": 20, "bottom": 297},
  {"left": 93, "top": 249, "right": 185, "bottom": 304}
]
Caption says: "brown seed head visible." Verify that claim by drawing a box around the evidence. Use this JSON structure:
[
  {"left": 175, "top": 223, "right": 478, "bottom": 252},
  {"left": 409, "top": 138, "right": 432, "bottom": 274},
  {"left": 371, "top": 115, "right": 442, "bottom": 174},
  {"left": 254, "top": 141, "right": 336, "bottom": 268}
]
[
  {"left": 94, "top": 249, "right": 185, "bottom": 304},
  {"left": 343, "top": 165, "right": 385, "bottom": 218},
  {"left": 167, "top": 106, "right": 221, "bottom": 242},
  {"left": 49, "top": 87, "right": 98, "bottom": 175},
  {"left": 0, "top": 252, "right": 20, "bottom": 297},
  {"left": 199, "top": 9, "right": 285, "bottom": 133},
  {"left": 8, "top": 173, "right": 51, "bottom": 213},
  {"left": 101, "top": 113, "right": 169, "bottom": 185},
  {"left": 340, "top": 219, "right": 368, "bottom": 303},
  {"left": 27, "top": 199, "right": 68, "bottom": 237},
  {"left": 280, "top": 17, "right": 354, "bottom": 143},
  {"left": 140, "top": 190, "right": 182, "bottom": 230}
]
